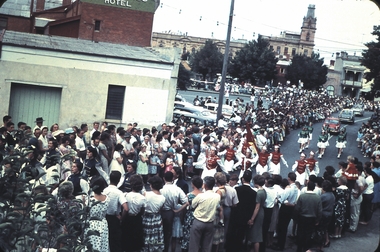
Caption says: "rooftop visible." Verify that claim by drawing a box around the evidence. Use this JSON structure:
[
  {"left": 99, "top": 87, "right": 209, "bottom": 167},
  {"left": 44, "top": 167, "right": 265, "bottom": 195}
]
[{"left": 0, "top": 30, "right": 173, "bottom": 64}]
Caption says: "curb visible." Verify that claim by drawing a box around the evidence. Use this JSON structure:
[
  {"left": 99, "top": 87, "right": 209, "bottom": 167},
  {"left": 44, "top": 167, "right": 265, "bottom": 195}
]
[{"left": 179, "top": 88, "right": 251, "bottom": 97}]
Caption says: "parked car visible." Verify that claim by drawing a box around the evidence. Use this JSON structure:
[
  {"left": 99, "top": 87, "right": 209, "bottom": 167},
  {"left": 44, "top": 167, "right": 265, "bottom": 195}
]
[
  {"left": 173, "top": 110, "right": 215, "bottom": 126},
  {"left": 339, "top": 109, "right": 355, "bottom": 124},
  {"left": 175, "top": 94, "right": 187, "bottom": 103},
  {"left": 174, "top": 106, "right": 216, "bottom": 124},
  {"left": 204, "top": 102, "right": 234, "bottom": 118},
  {"left": 322, "top": 117, "right": 341, "bottom": 134},
  {"left": 174, "top": 101, "right": 195, "bottom": 108},
  {"left": 352, "top": 104, "right": 364, "bottom": 116}
]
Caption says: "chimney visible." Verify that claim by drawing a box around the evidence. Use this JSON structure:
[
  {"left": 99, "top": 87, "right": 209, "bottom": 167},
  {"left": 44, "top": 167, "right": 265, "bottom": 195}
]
[
  {"left": 36, "top": 0, "right": 45, "bottom": 12},
  {"left": 330, "top": 60, "right": 335, "bottom": 66},
  {"left": 63, "top": 0, "right": 71, "bottom": 6}
]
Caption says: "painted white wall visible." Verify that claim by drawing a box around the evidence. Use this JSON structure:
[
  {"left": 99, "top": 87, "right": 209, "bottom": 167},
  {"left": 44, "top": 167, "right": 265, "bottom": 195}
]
[{"left": 0, "top": 45, "right": 179, "bottom": 129}]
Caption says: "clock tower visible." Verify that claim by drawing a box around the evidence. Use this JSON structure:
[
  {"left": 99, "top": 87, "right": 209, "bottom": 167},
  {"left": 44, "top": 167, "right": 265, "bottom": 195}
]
[{"left": 300, "top": 4, "right": 317, "bottom": 46}]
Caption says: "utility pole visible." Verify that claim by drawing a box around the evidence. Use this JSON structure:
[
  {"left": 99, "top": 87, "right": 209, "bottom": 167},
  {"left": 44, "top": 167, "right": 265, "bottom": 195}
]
[{"left": 216, "top": 0, "right": 235, "bottom": 122}]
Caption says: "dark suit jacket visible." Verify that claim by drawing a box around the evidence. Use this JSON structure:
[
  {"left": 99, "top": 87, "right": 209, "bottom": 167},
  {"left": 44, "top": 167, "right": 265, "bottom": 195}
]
[
  {"left": 233, "top": 184, "right": 257, "bottom": 225},
  {"left": 176, "top": 179, "right": 189, "bottom": 195}
]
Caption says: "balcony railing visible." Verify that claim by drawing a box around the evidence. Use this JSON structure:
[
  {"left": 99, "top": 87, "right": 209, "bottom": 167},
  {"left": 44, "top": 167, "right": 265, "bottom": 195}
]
[{"left": 342, "top": 80, "right": 362, "bottom": 87}]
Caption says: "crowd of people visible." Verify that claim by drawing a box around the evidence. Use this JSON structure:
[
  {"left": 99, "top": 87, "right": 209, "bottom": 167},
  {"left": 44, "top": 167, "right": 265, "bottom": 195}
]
[{"left": 0, "top": 86, "right": 380, "bottom": 252}]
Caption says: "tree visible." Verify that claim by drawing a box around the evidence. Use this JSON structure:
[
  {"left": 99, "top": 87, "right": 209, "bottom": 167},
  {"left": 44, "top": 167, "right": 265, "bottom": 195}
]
[
  {"left": 190, "top": 40, "right": 223, "bottom": 81},
  {"left": 286, "top": 52, "right": 328, "bottom": 90},
  {"left": 229, "top": 36, "right": 278, "bottom": 86},
  {"left": 0, "top": 148, "right": 99, "bottom": 251},
  {"left": 177, "top": 62, "right": 192, "bottom": 90},
  {"left": 362, "top": 25, "right": 380, "bottom": 94}
]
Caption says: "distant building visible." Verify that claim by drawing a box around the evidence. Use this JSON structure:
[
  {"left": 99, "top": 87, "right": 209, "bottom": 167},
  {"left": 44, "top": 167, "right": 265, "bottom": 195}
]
[
  {"left": 151, "top": 32, "right": 247, "bottom": 59},
  {"left": 151, "top": 5, "right": 317, "bottom": 85},
  {"left": 262, "top": 4, "right": 316, "bottom": 60},
  {"left": 264, "top": 4, "right": 317, "bottom": 85},
  {"left": 0, "top": 0, "right": 160, "bottom": 46},
  {"left": 324, "top": 52, "right": 366, "bottom": 98}
]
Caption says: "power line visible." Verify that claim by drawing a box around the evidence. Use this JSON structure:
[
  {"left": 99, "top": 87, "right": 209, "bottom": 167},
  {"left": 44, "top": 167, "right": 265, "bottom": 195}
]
[{"left": 157, "top": 2, "right": 373, "bottom": 49}]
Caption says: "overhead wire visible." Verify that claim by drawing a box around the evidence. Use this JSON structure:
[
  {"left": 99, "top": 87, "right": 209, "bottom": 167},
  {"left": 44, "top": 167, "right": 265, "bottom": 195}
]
[{"left": 158, "top": 1, "right": 374, "bottom": 55}]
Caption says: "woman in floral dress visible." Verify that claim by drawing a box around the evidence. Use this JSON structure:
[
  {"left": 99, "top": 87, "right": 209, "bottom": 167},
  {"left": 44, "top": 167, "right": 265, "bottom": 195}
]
[
  {"left": 86, "top": 176, "right": 109, "bottom": 251},
  {"left": 332, "top": 176, "right": 350, "bottom": 238},
  {"left": 180, "top": 176, "right": 203, "bottom": 251}
]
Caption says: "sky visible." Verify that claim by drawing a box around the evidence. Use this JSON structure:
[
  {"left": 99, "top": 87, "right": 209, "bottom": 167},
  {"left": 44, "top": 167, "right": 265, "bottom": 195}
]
[{"left": 152, "top": 0, "right": 380, "bottom": 65}]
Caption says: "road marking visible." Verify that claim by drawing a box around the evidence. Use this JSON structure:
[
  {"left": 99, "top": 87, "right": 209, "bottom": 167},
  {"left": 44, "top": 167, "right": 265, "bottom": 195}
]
[{"left": 355, "top": 117, "right": 371, "bottom": 123}]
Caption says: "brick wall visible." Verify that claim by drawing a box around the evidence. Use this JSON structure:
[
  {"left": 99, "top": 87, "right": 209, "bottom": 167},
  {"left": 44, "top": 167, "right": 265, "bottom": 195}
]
[
  {"left": 79, "top": 2, "right": 153, "bottom": 47},
  {"left": 6, "top": 16, "right": 30, "bottom": 33},
  {"left": 49, "top": 19, "right": 80, "bottom": 38}
]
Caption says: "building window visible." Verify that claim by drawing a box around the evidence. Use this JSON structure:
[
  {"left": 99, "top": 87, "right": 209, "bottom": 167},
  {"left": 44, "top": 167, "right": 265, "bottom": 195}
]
[
  {"left": 306, "top": 32, "right": 310, "bottom": 41},
  {"left": 292, "top": 48, "right": 296, "bottom": 56},
  {"left": 280, "top": 68, "right": 286, "bottom": 74},
  {"left": 192, "top": 47, "right": 196, "bottom": 54},
  {"left": 94, "top": 20, "right": 101, "bottom": 31},
  {"left": 304, "top": 49, "right": 308, "bottom": 56},
  {"left": 326, "top": 85, "right": 335, "bottom": 96},
  {"left": 0, "top": 17, "right": 8, "bottom": 30},
  {"left": 105, "top": 85, "right": 125, "bottom": 120},
  {"left": 276, "top": 46, "right": 281, "bottom": 54},
  {"left": 284, "top": 47, "right": 288, "bottom": 55}
]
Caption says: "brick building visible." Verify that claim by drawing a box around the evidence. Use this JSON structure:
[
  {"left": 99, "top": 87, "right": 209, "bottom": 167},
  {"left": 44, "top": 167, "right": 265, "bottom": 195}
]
[
  {"left": 0, "top": 0, "right": 160, "bottom": 46},
  {"left": 0, "top": 0, "right": 180, "bottom": 128}
]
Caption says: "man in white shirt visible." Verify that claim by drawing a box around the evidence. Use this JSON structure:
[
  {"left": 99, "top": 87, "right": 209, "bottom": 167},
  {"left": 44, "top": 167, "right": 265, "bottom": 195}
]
[
  {"left": 103, "top": 171, "right": 129, "bottom": 252},
  {"left": 160, "top": 171, "right": 188, "bottom": 252},
  {"left": 75, "top": 129, "right": 86, "bottom": 160},
  {"left": 90, "top": 121, "right": 100, "bottom": 139},
  {"left": 223, "top": 177, "right": 239, "bottom": 238}
]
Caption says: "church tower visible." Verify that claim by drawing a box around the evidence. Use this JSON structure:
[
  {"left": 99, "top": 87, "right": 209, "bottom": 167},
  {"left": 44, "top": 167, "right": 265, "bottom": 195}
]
[{"left": 300, "top": 4, "right": 317, "bottom": 46}]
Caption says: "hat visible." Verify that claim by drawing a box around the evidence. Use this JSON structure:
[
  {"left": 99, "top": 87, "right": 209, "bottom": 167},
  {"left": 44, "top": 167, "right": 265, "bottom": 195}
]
[
  {"left": 168, "top": 122, "right": 175, "bottom": 127},
  {"left": 262, "top": 146, "right": 267, "bottom": 150},
  {"left": 141, "top": 143, "right": 147, "bottom": 148},
  {"left": 52, "top": 130, "right": 64, "bottom": 137},
  {"left": 35, "top": 117, "right": 44, "bottom": 123},
  {"left": 300, "top": 153, "right": 306, "bottom": 157},
  {"left": 144, "top": 135, "right": 150, "bottom": 139},
  {"left": 253, "top": 125, "right": 260, "bottom": 129},
  {"left": 125, "top": 132, "right": 132, "bottom": 138},
  {"left": 65, "top": 128, "right": 74, "bottom": 134},
  {"left": 274, "top": 145, "right": 279, "bottom": 149},
  {"left": 310, "top": 151, "right": 315, "bottom": 156}
]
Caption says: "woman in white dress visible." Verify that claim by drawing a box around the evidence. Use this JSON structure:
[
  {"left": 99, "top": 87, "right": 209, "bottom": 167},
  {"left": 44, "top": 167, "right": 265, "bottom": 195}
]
[
  {"left": 38, "top": 126, "right": 49, "bottom": 154},
  {"left": 109, "top": 143, "right": 124, "bottom": 176}
]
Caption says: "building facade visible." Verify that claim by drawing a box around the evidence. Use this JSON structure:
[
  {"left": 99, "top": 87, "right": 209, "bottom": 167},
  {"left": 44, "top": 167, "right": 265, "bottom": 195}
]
[
  {"left": 0, "top": 0, "right": 160, "bottom": 46},
  {"left": 324, "top": 52, "right": 366, "bottom": 98},
  {"left": 151, "top": 32, "right": 247, "bottom": 58},
  {"left": 0, "top": 30, "right": 179, "bottom": 129},
  {"left": 151, "top": 5, "right": 316, "bottom": 85}
]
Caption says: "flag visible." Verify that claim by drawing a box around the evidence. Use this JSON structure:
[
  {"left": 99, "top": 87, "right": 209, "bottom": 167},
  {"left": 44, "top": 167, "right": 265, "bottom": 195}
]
[{"left": 244, "top": 123, "right": 259, "bottom": 155}]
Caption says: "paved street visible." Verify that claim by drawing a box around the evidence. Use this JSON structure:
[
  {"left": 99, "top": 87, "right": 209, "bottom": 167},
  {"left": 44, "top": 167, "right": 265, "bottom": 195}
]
[{"left": 176, "top": 88, "right": 380, "bottom": 252}]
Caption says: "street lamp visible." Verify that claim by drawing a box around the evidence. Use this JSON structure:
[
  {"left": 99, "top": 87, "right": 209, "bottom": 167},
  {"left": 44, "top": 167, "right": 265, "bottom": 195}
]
[{"left": 217, "top": 0, "right": 235, "bottom": 122}]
